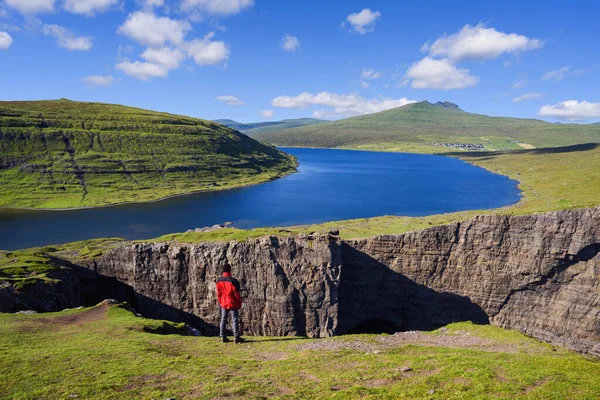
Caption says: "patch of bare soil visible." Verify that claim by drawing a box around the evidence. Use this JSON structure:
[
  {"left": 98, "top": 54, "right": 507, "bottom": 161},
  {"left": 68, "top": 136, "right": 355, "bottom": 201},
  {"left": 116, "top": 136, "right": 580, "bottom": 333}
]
[
  {"left": 254, "top": 352, "right": 289, "bottom": 361},
  {"left": 297, "top": 339, "right": 380, "bottom": 353},
  {"left": 17, "top": 302, "right": 109, "bottom": 332},
  {"left": 522, "top": 376, "right": 552, "bottom": 394},
  {"left": 298, "top": 329, "right": 543, "bottom": 355},
  {"left": 116, "top": 373, "right": 183, "bottom": 393},
  {"left": 300, "top": 371, "right": 321, "bottom": 382}
]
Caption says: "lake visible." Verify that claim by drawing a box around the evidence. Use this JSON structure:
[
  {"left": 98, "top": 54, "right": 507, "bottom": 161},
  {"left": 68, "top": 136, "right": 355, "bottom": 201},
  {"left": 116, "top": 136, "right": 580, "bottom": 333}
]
[{"left": 0, "top": 148, "right": 520, "bottom": 250}]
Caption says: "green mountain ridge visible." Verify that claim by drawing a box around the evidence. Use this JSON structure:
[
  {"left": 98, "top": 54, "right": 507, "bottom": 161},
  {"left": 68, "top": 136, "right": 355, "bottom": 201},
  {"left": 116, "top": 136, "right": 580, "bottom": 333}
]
[
  {"left": 254, "top": 101, "right": 600, "bottom": 152},
  {"left": 214, "top": 117, "right": 325, "bottom": 136},
  {"left": 0, "top": 99, "right": 296, "bottom": 209}
]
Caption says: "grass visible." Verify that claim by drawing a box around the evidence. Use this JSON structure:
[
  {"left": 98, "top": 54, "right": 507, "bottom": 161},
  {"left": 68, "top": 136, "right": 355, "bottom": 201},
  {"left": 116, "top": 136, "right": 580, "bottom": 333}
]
[
  {"left": 0, "top": 238, "right": 125, "bottom": 288},
  {"left": 0, "top": 99, "right": 297, "bottom": 209},
  {"left": 254, "top": 101, "right": 600, "bottom": 152},
  {"left": 1, "top": 303, "right": 599, "bottom": 399}
]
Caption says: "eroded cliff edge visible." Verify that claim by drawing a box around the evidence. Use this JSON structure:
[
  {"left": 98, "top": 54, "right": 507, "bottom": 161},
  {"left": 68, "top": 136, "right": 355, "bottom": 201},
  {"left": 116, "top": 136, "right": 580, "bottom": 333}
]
[{"left": 3, "top": 208, "right": 598, "bottom": 356}]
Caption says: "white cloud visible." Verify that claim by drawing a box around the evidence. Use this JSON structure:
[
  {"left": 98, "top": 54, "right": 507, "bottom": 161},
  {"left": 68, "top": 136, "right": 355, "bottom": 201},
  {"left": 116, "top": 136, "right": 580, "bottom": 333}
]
[
  {"left": 360, "top": 81, "right": 370, "bottom": 90},
  {"left": 216, "top": 95, "right": 243, "bottom": 106},
  {"left": 185, "top": 32, "right": 229, "bottom": 65},
  {"left": 42, "top": 24, "right": 93, "bottom": 51},
  {"left": 261, "top": 110, "right": 274, "bottom": 119},
  {"left": 116, "top": 61, "right": 169, "bottom": 80},
  {"left": 0, "top": 31, "right": 12, "bottom": 49},
  {"left": 4, "top": 0, "right": 54, "bottom": 14},
  {"left": 63, "top": 0, "right": 119, "bottom": 16},
  {"left": 512, "top": 79, "right": 529, "bottom": 89},
  {"left": 118, "top": 11, "right": 191, "bottom": 47},
  {"left": 137, "top": 0, "right": 164, "bottom": 7},
  {"left": 405, "top": 57, "right": 479, "bottom": 90},
  {"left": 281, "top": 35, "right": 299, "bottom": 52},
  {"left": 513, "top": 92, "right": 543, "bottom": 103},
  {"left": 181, "top": 0, "right": 253, "bottom": 16},
  {"left": 141, "top": 46, "right": 185, "bottom": 70},
  {"left": 344, "top": 8, "right": 381, "bottom": 34},
  {"left": 0, "top": 7, "right": 8, "bottom": 18},
  {"left": 503, "top": 61, "right": 511, "bottom": 68},
  {"left": 423, "top": 23, "right": 542, "bottom": 62},
  {"left": 538, "top": 100, "right": 600, "bottom": 121},
  {"left": 271, "top": 91, "right": 416, "bottom": 117},
  {"left": 81, "top": 75, "right": 116, "bottom": 87},
  {"left": 542, "top": 65, "right": 571, "bottom": 82},
  {"left": 361, "top": 69, "right": 381, "bottom": 79}
]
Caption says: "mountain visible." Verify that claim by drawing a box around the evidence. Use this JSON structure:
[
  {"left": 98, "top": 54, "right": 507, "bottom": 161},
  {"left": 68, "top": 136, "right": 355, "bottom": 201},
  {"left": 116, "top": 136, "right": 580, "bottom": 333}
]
[
  {"left": 253, "top": 101, "right": 600, "bottom": 152},
  {"left": 0, "top": 99, "right": 296, "bottom": 209},
  {"left": 214, "top": 118, "right": 325, "bottom": 136}
]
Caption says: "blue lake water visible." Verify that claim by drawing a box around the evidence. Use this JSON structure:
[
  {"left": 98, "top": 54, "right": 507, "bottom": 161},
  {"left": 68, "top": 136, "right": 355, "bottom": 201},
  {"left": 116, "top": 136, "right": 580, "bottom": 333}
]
[{"left": 0, "top": 148, "right": 520, "bottom": 250}]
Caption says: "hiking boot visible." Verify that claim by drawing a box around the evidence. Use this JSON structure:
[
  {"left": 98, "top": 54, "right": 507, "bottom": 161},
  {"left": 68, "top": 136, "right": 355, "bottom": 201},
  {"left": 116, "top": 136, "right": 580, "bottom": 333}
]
[
  {"left": 234, "top": 336, "right": 245, "bottom": 344},
  {"left": 221, "top": 336, "right": 230, "bottom": 343}
]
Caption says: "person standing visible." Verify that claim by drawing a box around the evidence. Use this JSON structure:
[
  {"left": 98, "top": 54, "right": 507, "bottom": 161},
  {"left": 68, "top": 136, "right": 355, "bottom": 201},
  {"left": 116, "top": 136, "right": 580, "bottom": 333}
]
[{"left": 216, "top": 265, "right": 244, "bottom": 343}]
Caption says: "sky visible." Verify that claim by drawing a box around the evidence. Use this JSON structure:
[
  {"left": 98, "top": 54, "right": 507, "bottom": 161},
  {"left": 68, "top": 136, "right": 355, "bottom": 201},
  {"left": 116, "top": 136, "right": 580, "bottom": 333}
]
[{"left": 1, "top": 0, "right": 599, "bottom": 123}]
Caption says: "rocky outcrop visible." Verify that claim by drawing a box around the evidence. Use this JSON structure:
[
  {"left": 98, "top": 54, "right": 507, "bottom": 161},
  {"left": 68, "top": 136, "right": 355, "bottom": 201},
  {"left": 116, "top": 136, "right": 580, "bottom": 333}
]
[
  {"left": 81, "top": 234, "right": 342, "bottom": 338},
  {"left": 343, "top": 208, "right": 600, "bottom": 356},
  {"left": 4, "top": 208, "right": 598, "bottom": 356},
  {"left": 0, "top": 267, "right": 80, "bottom": 313},
  {"left": 77, "top": 207, "right": 599, "bottom": 356}
]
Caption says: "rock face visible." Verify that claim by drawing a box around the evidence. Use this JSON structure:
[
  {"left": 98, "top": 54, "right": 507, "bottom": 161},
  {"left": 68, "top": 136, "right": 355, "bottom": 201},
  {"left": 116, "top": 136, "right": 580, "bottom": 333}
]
[
  {"left": 81, "top": 234, "right": 342, "bottom": 338},
  {"left": 6, "top": 208, "right": 598, "bottom": 356},
  {"left": 343, "top": 208, "right": 600, "bottom": 356},
  {"left": 0, "top": 268, "right": 80, "bottom": 313}
]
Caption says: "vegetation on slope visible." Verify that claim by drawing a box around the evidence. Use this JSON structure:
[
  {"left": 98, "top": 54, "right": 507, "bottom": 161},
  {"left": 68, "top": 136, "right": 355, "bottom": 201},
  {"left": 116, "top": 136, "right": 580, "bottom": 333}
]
[
  {"left": 0, "top": 99, "right": 296, "bottom": 209},
  {"left": 254, "top": 101, "right": 600, "bottom": 152},
  {"left": 1, "top": 302, "right": 598, "bottom": 399},
  {"left": 215, "top": 118, "right": 325, "bottom": 136}
]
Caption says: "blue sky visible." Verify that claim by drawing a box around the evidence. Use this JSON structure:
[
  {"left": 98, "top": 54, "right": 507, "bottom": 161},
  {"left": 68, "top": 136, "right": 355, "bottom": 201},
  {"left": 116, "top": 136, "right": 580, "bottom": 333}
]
[{"left": 1, "top": 0, "right": 599, "bottom": 123}]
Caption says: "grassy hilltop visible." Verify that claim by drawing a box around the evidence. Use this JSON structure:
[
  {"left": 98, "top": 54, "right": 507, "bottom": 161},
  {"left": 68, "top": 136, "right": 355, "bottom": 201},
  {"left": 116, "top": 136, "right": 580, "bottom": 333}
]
[
  {"left": 254, "top": 101, "right": 600, "bottom": 153},
  {"left": 0, "top": 99, "right": 296, "bottom": 209}
]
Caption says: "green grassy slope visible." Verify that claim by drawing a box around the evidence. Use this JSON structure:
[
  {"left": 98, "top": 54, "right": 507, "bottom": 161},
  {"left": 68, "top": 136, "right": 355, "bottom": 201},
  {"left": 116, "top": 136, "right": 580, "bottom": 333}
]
[
  {"left": 215, "top": 118, "right": 325, "bottom": 136},
  {"left": 254, "top": 101, "right": 600, "bottom": 152},
  {"left": 1, "top": 303, "right": 599, "bottom": 399},
  {"left": 0, "top": 99, "right": 296, "bottom": 209}
]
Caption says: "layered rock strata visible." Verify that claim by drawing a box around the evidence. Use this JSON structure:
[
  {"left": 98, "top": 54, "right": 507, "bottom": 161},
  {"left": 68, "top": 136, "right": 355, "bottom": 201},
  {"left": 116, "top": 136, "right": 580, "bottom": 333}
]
[{"left": 3, "top": 208, "right": 598, "bottom": 356}]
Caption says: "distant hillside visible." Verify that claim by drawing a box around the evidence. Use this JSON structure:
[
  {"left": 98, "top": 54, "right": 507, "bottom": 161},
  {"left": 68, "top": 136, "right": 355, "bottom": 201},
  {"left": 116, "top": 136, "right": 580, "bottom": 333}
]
[
  {"left": 0, "top": 99, "right": 296, "bottom": 209},
  {"left": 214, "top": 118, "right": 324, "bottom": 136},
  {"left": 254, "top": 101, "right": 600, "bottom": 153}
]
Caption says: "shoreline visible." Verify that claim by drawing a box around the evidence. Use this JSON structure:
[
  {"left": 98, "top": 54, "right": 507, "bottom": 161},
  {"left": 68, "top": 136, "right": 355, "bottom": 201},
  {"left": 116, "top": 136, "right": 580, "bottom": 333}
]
[
  {"left": 0, "top": 168, "right": 298, "bottom": 213},
  {"left": 0, "top": 146, "right": 524, "bottom": 214}
]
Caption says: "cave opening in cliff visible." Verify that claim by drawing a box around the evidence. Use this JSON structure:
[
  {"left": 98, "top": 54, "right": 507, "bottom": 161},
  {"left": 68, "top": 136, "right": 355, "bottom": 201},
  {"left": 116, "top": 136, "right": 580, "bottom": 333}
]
[{"left": 347, "top": 318, "right": 402, "bottom": 335}]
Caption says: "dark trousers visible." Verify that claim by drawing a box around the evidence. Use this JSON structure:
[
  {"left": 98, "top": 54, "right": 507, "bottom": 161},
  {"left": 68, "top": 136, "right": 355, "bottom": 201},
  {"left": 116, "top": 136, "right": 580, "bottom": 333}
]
[{"left": 220, "top": 307, "right": 240, "bottom": 337}]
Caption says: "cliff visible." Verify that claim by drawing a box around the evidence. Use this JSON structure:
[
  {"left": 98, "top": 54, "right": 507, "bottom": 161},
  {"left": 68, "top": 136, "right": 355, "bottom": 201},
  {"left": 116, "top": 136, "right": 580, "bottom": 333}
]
[
  {"left": 343, "top": 208, "right": 600, "bottom": 356},
  {"left": 2, "top": 208, "right": 598, "bottom": 356},
  {"left": 80, "top": 234, "right": 342, "bottom": 338}
]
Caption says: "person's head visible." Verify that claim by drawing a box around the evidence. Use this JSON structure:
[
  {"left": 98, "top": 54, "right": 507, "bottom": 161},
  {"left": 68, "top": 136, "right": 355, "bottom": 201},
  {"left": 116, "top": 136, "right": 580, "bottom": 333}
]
[{"left": 222, "top": 265, "right": 231, "bottom": 274}]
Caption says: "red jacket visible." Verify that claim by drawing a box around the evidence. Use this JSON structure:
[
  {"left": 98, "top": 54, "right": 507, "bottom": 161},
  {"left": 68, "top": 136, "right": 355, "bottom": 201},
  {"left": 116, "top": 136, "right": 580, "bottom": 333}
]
[{"left": 216, "top": 272, "right": 242, "bottom": 310}]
